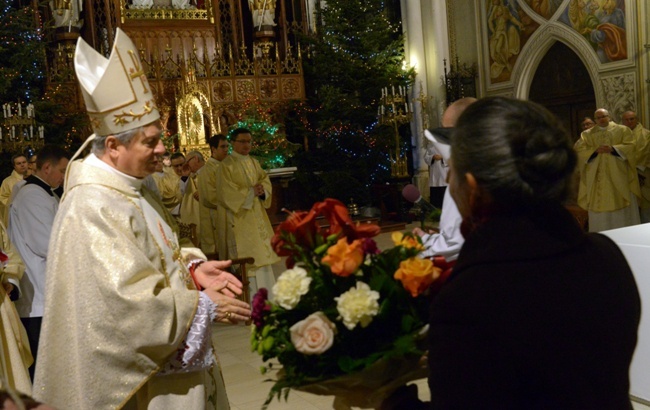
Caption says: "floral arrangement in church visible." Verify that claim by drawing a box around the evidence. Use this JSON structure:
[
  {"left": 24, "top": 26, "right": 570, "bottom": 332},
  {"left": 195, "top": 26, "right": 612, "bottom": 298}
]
[{"left": 251, "top": 198, "right": 450, "bottom": 408}]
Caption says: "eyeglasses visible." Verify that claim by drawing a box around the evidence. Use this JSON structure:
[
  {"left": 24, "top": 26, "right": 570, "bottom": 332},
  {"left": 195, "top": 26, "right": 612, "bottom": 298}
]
[{"left": 233, "top": 140, "right": 252, "bottom": 144}]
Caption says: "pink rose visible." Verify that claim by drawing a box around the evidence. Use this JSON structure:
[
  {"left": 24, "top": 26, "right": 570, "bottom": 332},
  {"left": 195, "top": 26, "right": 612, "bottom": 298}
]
[{"left": 289, "top": 312, "right": 337, "bottom": 355}]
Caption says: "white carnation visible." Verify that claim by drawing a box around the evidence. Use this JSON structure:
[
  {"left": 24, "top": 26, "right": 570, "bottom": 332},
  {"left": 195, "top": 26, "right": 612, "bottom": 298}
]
[
  {"left": 335, "top": 282, "right": 380, "bottom": 330},
  {"left": 272, "top": 266, "right": 312, "bottom": 310}
]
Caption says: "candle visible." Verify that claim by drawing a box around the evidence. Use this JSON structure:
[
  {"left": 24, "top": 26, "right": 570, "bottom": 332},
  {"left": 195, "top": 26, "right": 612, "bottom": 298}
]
[
  {"left": 381, "top": 106, "right": 385, "bottom": 115},
  {"left": 18, "top": 104, "right": 21, "bottom": 117},
  {"left": 392, "top": 86, "right": 395, "bottom": 95},
  {"left": 377, "top": 107, "right": 380, "bottom": 116},
  {"left": 11, "top": 126, "right": 15, "bottom": 139},
  {"left": 39, "top": 126, "right": 44, "bottom": 139},
  {"left": 7, "top": 105, "right": 11, "bottom": 118},
  {"left": 30, "top": 125, "right": 33, "bottom": 139},
  {"left": 2, "top": 105, "right": 5, "bottom": 118},
  {"left": 0, "top": 128, "right": 3, "bottom": 140},
  {"left": 405, "top": 102, "right": 408, "bottom": 113}
]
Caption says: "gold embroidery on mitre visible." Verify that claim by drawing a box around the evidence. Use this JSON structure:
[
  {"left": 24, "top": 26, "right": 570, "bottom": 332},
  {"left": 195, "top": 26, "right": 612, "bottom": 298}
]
[
  {"left": 127, "top": 49, "right": 149, "bottom": 94},
  {"left": 89, "top": 116, "right": 102, "bottom": 130},
  {"left": 112, "top": 100, "right": 154, "bottom": 125}
]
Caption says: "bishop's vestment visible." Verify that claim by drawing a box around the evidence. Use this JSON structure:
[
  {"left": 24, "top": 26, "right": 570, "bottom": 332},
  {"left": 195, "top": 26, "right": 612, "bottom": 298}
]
[{"left": 33, "top": 156, "right": 229, "bottom": 409}]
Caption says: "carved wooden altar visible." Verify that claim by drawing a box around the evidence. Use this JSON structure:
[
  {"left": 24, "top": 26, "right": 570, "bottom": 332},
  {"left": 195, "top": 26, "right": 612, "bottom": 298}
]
[{"left": 44, "top": 0, "right": 309, "bottom": 152}]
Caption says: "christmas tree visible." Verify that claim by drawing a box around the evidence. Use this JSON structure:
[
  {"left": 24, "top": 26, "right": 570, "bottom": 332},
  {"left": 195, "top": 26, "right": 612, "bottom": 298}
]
[
  {"left": 0, "top": 0, "right": 47, "bottom": 176},
  {"left": 288, "top": 0, "right": 414, "bottom": 204},
  {"left": 0, "top": 0, "right": 45, "bottom": 103}
]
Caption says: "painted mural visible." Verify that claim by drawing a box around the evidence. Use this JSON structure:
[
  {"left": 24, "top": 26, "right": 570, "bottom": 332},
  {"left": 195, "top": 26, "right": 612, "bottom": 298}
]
[
  {"left": 487, "top": 0, "right": 540, "bottom": 83},
  {"left": 559, "top": 0, "right": 627, "bottom": 63},
  {"left": 523, "top": 0, "right": 563, "bottom": 19}
]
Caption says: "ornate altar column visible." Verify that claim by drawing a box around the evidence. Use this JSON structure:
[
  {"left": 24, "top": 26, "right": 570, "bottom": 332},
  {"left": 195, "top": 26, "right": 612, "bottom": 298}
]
[{"left": 400, "top": 0, "right": 450, "bottom": 200}]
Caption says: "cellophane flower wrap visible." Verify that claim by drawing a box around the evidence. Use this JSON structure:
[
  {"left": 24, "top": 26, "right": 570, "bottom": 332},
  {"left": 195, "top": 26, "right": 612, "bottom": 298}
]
[{"left": 251, "top": 199, "right": 443, "bottom": 408}]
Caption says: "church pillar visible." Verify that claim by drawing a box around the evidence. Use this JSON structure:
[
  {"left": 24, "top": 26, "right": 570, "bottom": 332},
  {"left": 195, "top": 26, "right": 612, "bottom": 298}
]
[
  {"left": 641, "top": 0, "right": 650, "bottom": 124},
  {"left": 401, "top": 0, "right": 449, "bottom": 200}
]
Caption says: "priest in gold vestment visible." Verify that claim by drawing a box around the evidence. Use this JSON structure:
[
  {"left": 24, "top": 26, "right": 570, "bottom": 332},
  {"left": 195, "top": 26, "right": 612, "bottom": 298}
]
[
  {"left": 575, "top": 108, "right": 641, "bottom": 231},
  {"left": 197, "top": 135, "right": 230, "bottom": 257},
  {"left": 215, "top": 128, "right": 279, "bottom": 297},
  {"left": 33, "top": 29, "right": 251, "bottom": 410},
  {"left": 0, "top": 220, "right": 32, "bottom": 395},
  {"left": 152, "top": 159, "right": 182, "bottom": 214},
  {"left": 623, "top": 110, "right": 650, "bottom": 223}
]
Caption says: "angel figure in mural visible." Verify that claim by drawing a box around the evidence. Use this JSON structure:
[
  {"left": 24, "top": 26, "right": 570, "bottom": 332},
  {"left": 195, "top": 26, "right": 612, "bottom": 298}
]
[
  {"left": 589, "top": 0, "right": 626, "bottom": 62},
  {"left": 50, "top": 0, "right": 83, "bottom": 30},
  {"left": 249, "top": 0, "right": 277, "bottom": 29},
  {"left": 528, "top": 0, "right": 562, "bottom": 19},
  {"left": 567, "top": 0, "right": 593, "bottom": 34},
  {"left": 487, "top": 0, "right": 525, "bottom": 79}
]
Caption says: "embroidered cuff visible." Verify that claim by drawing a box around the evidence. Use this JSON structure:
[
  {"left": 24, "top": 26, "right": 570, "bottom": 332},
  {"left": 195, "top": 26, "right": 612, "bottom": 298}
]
[
  {"left": 187, "top": 259, "right": 206, "bottom": 290},
  {"left": 158, "top": 293, "right": 215, "bottom": 376}
]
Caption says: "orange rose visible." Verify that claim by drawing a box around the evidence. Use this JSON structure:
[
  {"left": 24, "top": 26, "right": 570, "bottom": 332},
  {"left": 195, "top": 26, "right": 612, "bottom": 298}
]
[
  {"left": 321, "top": 238, "right": 364, "bottom": 277},
  {"left": 394, "top": 257, "right": 441, "bottom": 297},
  {"left": 391, "top": 232, "right": 425, "bottom": 251}
]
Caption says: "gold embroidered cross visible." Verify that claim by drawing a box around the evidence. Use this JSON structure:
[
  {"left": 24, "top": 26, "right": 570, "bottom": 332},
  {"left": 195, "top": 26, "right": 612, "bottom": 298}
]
[{"left": 127, "top": 50, "right": 149, "bottom": 93}]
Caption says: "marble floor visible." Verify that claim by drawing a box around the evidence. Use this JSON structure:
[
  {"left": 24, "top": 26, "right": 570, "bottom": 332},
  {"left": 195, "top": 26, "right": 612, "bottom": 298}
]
[{"left": 215, "top": 224, "right": 650, "bottom": 410}]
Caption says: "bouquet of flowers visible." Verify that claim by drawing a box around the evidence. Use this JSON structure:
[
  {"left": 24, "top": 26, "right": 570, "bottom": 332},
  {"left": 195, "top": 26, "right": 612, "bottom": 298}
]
[{"left": 251, "top": 199, "right": 448, "bottom": 408}]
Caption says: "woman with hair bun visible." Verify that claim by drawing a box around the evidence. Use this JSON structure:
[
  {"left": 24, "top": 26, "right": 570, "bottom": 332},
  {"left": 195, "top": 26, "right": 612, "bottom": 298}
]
[{"left": 382, "top": 97, "right": 641, "bottom": 409}]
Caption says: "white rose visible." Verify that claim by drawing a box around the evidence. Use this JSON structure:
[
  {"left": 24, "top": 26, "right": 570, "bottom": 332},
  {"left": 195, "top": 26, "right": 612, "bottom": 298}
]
[
  {"left": 272, "top": 266, "right": 312, "bottom": 310},
  {"left": 290, "top": 312, "right": 337, "bottom": 355},
  {"left": 334, "top": 281, "right": 380, "bottom": 330}
]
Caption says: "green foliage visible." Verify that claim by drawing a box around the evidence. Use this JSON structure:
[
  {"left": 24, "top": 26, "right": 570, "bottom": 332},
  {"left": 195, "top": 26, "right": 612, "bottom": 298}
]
[{"left": 286, "top": 0, "right": 415, "bottom": 202}]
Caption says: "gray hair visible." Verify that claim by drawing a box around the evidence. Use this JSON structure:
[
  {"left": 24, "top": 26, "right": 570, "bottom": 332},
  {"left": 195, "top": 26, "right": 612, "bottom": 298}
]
[
  {"left": 452, "top": 97, "right": 576, "bottom": 204},
  {"left": 91, "top": 126, "right": 145, "bottom": 155},
  {"left": 185, "top": 150, "right": 205, "bottom": 162}
]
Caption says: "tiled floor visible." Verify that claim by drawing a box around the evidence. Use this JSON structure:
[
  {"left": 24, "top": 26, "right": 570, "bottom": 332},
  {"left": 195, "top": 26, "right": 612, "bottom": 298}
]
[{"left": 215, "top": 225, "right": 650, "bottom": 410}]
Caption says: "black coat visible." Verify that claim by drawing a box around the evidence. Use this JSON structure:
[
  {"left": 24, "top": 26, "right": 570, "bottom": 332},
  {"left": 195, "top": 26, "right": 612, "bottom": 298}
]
[{"left": 428, "top": 202, "right": 641, "bottom": 410}]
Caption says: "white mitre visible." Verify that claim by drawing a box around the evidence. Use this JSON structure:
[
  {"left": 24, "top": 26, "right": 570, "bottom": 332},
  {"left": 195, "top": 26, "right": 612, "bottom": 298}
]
[{"left": 74, "top": 28, "right": 159, "bottom": 137}]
